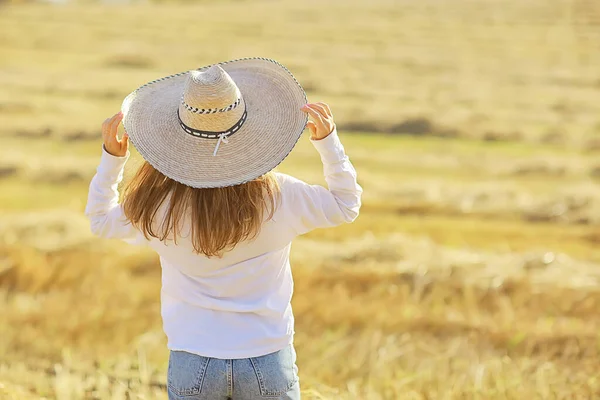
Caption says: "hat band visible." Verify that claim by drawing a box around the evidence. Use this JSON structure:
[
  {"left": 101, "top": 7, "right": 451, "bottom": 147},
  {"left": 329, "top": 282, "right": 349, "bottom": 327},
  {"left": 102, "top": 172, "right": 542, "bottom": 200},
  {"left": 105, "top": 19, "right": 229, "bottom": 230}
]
[
  {"left": 181, "top": 97, "right": 242, "bottom": 115},
  {"left": 177, "top": 106, "right": 247, "bottom": 139}
]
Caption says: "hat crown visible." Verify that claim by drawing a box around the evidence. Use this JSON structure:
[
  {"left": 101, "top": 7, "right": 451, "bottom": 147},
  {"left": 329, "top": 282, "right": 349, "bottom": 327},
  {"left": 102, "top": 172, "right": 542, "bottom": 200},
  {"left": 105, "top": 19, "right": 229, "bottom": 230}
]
[
  {"left": 183, "top": 65, "right": 241, "bottom": 111},
  {"left": 178, "top": 65, "right": 246, "bottom": 135}
]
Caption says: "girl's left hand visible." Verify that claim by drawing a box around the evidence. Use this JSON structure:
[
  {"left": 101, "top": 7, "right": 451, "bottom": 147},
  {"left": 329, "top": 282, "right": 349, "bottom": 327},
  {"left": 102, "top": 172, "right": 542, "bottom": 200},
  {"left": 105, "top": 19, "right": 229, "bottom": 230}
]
[{"left": 102, "top": 112, "right": 129, "bottom": 157}]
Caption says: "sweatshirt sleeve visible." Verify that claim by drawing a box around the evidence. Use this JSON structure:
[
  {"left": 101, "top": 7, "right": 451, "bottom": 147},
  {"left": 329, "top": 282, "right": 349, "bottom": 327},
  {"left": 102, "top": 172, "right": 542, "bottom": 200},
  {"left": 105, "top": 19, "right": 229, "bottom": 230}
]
[
  {"left": 280, "top": 129, "right": 363, "bottom": 235},
  {"left": 84, "top": 146, "right": 146, "bottom": 245}
]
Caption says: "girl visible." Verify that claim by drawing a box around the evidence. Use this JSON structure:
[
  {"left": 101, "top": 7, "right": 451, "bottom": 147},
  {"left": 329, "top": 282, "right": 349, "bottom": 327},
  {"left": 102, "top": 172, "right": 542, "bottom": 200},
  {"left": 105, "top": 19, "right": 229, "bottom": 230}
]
[{"left": 86, "top": 58, "right": 362, "bottom": 400}]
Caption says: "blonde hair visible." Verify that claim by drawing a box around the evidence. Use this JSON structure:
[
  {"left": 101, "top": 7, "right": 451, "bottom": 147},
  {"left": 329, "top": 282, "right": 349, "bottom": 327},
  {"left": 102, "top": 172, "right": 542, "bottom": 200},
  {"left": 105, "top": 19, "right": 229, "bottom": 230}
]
[{"left": 122, "top": 161, "right": 280, "bottom": 257}]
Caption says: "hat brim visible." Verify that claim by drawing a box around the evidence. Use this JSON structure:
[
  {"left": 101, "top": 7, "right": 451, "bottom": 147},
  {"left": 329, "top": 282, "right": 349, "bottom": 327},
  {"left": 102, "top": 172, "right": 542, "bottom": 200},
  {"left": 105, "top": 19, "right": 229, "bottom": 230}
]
[{"left": 121, "top": 58, "right": 308, "bottom": 188}]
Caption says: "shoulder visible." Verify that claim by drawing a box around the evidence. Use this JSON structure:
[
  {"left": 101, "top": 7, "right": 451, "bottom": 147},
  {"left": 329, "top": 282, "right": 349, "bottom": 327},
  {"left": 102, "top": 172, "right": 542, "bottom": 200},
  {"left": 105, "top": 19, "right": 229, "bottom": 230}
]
[
  {"left": 274, "top": 172, "right": 312, "bottom": 200},
  {"left": 275, "top": 172, "right": 305, "bottom": 187}
]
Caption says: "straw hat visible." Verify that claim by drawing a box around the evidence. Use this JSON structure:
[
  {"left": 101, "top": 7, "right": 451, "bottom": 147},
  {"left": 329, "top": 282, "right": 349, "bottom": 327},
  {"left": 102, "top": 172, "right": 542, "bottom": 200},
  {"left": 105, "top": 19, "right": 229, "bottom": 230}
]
[{"left": 120, "top": 57, "right": 308, "bottom": 188}]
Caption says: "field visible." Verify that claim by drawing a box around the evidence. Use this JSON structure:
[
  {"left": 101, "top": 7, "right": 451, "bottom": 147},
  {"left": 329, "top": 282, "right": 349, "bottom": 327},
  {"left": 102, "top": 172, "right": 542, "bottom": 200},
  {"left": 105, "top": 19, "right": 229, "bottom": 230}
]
[{"left": 2, "top": 0, "right": 600, "bottom": 398}]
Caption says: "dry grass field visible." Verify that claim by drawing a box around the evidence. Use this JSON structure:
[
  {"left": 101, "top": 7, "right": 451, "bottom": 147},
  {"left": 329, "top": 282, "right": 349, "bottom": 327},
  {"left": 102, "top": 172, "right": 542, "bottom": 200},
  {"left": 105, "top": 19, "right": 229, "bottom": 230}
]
[{"left": 2, "top": 0, "right": 600, "bottom": 398}]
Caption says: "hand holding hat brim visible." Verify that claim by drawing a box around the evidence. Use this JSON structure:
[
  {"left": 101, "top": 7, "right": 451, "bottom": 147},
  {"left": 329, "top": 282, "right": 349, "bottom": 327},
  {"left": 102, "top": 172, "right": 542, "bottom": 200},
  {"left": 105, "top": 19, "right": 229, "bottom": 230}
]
[
  {"left": 302, "top": 102, "right": 335, "bottom": 141},
  {"left": 102, "top": 112, "right": 129, "bottom": 157}
]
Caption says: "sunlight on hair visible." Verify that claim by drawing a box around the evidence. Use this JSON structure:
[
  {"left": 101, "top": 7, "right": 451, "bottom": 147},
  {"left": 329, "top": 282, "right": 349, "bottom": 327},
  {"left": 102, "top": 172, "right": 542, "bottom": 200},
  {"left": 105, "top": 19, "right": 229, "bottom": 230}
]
[{"left": 122, "top": 162, "right": 280, "bottom": 257}]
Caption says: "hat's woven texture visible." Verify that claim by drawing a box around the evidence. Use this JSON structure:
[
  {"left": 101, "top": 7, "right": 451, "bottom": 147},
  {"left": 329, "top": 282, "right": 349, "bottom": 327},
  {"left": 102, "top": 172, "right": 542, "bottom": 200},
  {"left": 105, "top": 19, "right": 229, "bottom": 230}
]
[{"left": 121, "top": 58, "right": 308, "bottom": 188}]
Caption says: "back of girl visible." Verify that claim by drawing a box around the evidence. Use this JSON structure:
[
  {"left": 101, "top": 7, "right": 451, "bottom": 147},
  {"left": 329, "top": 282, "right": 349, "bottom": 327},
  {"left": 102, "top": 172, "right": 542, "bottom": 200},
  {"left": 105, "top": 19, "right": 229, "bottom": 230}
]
[{"left": 85, "top": 58, "right": 362, "bottom": 400}]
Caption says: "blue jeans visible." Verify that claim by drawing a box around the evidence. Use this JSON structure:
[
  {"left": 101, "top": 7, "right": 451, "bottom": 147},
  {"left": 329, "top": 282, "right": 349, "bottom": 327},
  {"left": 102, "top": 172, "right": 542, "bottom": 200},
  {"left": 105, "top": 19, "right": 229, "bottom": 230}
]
[{"left": 167, "top": 344, "right": 300, "bottom": 400}]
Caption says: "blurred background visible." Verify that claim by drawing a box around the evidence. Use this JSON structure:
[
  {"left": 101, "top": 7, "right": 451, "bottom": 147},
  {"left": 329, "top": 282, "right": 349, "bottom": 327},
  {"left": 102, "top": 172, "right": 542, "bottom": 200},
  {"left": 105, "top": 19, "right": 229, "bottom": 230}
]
[{"left": 1, "top": 0, "right": 600, "bottom": 398}]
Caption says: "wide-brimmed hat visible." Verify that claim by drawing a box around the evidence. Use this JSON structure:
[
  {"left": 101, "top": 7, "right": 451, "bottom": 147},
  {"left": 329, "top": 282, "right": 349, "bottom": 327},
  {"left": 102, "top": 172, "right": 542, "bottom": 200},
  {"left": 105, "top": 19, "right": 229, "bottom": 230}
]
[{"left": 120, "top": 57, "right": 308, "bottom": 188}]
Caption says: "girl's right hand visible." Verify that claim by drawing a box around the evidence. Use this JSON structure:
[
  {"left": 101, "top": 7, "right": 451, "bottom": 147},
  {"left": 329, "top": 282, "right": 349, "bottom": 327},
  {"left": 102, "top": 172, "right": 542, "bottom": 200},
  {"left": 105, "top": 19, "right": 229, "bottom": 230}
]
[{"left": 301, "top": 102, "right": 336, "bottom": 141}]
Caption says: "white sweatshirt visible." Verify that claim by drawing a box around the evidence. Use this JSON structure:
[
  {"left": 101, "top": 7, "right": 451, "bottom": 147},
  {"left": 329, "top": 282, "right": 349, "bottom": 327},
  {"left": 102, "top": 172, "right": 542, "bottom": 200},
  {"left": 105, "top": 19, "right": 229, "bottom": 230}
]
[{"left": 85, "top": 130, "right": 362, "bottom": 359}]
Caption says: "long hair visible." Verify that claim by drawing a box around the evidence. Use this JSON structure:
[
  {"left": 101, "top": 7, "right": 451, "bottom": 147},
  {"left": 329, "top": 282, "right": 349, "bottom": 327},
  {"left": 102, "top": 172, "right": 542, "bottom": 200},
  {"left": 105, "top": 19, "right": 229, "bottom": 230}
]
[{"left": 122, "top": 161, "right": 280, "bottom": 257}]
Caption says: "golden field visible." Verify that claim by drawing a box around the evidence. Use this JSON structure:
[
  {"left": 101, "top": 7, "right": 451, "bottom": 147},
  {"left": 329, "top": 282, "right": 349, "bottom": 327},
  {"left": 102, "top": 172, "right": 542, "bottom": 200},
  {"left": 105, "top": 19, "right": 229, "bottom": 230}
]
[{"left": 1, "top": 0, "right": 600, "bottom": 398}]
